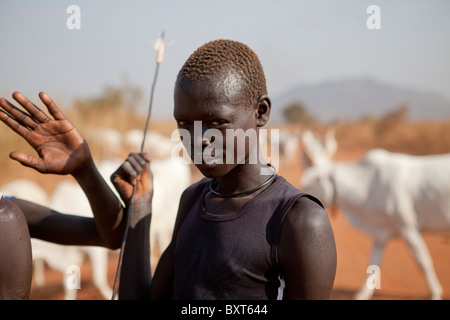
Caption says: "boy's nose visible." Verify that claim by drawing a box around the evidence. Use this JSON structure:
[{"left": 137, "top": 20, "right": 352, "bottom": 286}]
[
  {"left": 202, "top": 137, "right": 211, "bottom": 146},
  {"left": 191, "top": 134, "right": 211, "bottom": 148}
]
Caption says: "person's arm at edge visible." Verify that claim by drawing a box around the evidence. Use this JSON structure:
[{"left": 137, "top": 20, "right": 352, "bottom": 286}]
[
  {"left": 11, "top": 198, "right": 109, "bottom": 247},
  {"left": 278, "top": 196, "right": 337, "bottom": 299},
  {"left": 72, "top": 159, "right": 126, "bottom": 249},
  {"left": 11, "top": 163, "right": 124, "bottom": 249}
]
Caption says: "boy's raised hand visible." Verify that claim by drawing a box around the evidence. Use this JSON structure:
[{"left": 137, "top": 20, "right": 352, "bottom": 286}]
[
  {"left": 0, "top": 92, "right": 92, "bottom": 175},
  {"left": 111, "top": 152, "right": 153, "bottom": 228},
  {"left": 111, "top": 153, "right": 152, "bottom": 203}
]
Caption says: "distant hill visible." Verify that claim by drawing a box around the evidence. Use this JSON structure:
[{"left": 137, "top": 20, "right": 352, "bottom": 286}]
[{"left": 270, "top": 78, "right": 450, "bottom": 123}]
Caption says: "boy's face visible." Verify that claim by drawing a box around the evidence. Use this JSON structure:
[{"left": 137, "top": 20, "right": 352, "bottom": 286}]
[{"left": 173, "top": 71, "right": 261, "bottom": 178}]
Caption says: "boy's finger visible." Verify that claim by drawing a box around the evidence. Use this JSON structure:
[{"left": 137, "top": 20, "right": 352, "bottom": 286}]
[
  {"left": 0, "top": 109, "right": 33, "bottom": 140},
  {"left": 9, "top": 151, "right": 47, "bottom": 173},
  {"left": 139, "top": 164, "right": 153, "bottom": 188},
  {"left": 128, "top": 153, "right": 149, "bottom": 169},
  {"left": 0, "top": 98, "right": 39, "bottom": 129},
  {"left": 39, "top": 92, "right": 66, "bottom": 121},
  {"left": 126, "top": 156, "right": 145, "bottom": 177},
  {"left": 12, "top": 92, "right": 50, "bottom": 124},
  {"left": 122, "top": 161, "right": 138, "bottom": 184},
  {"left": 139, "top": 152, "right": 151, "bottom": 163}
]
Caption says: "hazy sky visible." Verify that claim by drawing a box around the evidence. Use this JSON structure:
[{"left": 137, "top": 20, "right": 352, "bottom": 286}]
[{"left": 1, "top": 0, "right": 449, "bottom": 119}]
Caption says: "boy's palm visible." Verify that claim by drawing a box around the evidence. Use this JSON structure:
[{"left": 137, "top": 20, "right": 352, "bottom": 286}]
[
  {"left": 0, "top": 92, "right": 91, "bottom": 175},
  {"left": 13, "top": 119, "right": 89, "bottom": 175}
]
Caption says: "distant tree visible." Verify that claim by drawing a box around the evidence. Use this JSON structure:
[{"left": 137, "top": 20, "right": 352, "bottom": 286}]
[
  {"left": 379, "top": 104, "right": 409, "bottom": 124},
  {"left": 376, "top": 104, "right": 410, "bottom": 137},
  {"left": 70, "top": 75, "right": 144, "bottom": 132},
  {"left": 282, "top": 101, "right": 316, "bottom": 125},
  {"left": 73, "top": 76, "right": 143, "bottom": 115}
]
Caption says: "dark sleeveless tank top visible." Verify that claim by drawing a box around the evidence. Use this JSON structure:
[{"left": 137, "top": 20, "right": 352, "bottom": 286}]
[{"left": 172, "top": 175, "right": 323, "bottom": 300}]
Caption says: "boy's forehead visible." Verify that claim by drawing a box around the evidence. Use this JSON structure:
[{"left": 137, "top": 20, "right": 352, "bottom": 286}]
[{"left": 175, "top": 70, "right": 245, "bottom": 106}]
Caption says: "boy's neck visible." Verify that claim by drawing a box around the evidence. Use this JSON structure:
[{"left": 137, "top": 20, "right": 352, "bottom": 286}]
[{"left": 214, "top": 162, "right": 273, "bottom": 195}]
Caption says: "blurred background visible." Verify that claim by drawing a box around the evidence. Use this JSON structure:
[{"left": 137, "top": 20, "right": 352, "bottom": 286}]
[{"left": 0, "top": 0, "right": 449, "bottom": 300}]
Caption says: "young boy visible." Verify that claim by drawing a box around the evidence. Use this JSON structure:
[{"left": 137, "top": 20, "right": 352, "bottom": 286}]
[{"left": 0, "top": 39, "right": 336, "bottom": 299}]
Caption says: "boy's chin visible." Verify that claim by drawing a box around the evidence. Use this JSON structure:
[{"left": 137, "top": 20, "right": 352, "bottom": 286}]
[{"left": 195, "top": 162, "right": 232, "bottom": 179}]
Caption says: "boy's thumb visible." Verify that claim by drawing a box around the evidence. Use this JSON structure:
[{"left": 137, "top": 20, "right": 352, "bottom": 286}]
[{"left": 10, "top": 152, "right": 46, "bottom": 173}]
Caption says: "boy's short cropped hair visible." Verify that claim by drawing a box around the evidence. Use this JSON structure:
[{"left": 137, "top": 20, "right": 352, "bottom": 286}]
[{"left": 176, "top": 39, "right": 267, "bottom": 108}]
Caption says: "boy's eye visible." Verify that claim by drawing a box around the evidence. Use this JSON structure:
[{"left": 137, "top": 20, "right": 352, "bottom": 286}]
[
  {"left": 177, "top": 120, "right": 226, "bottom": 127},
  {"left": 209, "top": 120, "right": 226, "bottom": 127}
]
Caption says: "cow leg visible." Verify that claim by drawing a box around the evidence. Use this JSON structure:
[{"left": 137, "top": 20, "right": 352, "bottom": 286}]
[
  {"left": 400, "top": 227, "right": 442, "bottom": 300},
  {"left": 86, "top": 247, "right": 113, "bottom": 300},
  {"left": 63, "top": 271, "right": 78, "bottom": 300},
  {"left": 33, "top": 259, "right": 45, "bottom": 288},
  {"left": 354, "top": 235, "right": 387, "bottom": 300}
]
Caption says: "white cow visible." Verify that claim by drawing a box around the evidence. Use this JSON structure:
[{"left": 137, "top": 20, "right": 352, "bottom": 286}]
[
  {"left": 84, "top": 127, "right": 124, "bottom": 159},
  {"left": 299, "top": 130, "right": 450, "bottom": 300},
  {"left": 278, "top": 130, "right": 300, "bottom": 161},
  {"left": 0, "top": 179, "right": 49, "bottom": 207}
]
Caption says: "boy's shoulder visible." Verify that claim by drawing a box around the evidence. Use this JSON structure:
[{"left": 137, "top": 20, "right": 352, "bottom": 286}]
[
  {"left": 284, "top": 191, "right": 330, "bottom": 237},
  {"left": 276, "top": 175, "right": 324, "bottom": 209},
  {"left": 0, "top": 197, "right": 27, "bottom": 231},
  {"left": 273, "top": 175, "right": 329, "bottom": 231}
]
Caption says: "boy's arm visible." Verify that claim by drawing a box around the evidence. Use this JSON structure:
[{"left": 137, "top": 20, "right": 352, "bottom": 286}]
[
  {"left": 0, "top": 92, "right": 124, "bottom": 248},
  {"left": 278, "top": 197, "right": 337, "bottom": 299},
  {"left": 111, "top": 153, "right": 153, "bottom": 299},
  {"left": 10, "top": 198, "right": 107, "bottom": 246}
]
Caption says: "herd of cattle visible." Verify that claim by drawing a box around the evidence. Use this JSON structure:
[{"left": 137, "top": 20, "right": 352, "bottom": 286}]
[{"left": 1, "top": 127, "right": 449, "bottom": 300}]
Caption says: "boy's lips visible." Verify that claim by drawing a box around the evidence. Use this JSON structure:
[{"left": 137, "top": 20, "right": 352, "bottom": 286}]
[{"left": 191, "top": 150, "right": 224, "bottom": 163}]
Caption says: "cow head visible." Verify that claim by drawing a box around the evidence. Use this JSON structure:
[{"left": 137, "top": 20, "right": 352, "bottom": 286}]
[{"left": 300, "top": 129, "right": 338, "bottom": 211}]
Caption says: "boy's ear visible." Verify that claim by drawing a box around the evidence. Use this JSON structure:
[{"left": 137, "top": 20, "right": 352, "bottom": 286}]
[{"left": 255, "top": 95, "right": 271, "bottom": 127}]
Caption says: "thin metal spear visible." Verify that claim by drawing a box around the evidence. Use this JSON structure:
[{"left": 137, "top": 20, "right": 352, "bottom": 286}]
[{"left": 111, "top": 31, "right": 165, "bottom": 300}]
